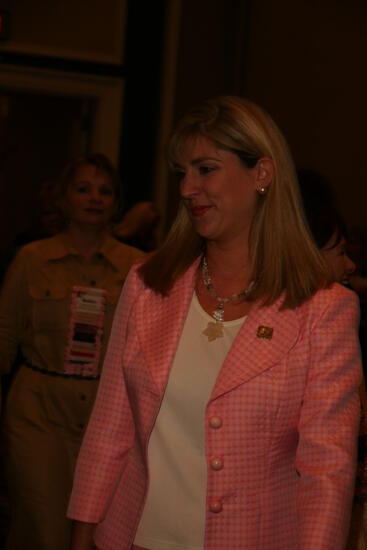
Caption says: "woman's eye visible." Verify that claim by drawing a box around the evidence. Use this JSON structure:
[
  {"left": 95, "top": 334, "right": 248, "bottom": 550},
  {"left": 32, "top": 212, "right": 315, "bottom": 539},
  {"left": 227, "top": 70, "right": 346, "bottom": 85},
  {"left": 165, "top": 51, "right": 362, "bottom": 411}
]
[
  {"left": 76, "top": 185, "right": 89, "bottom": 193},
  {"left": 174, "top": 170, "right": 186, "bottom": 182},
  {"left": 199, "top": 165, "right": 215, "bottom": 175},
  {"left": 100, "top": 186, "right": 114, "bottom": 196}
]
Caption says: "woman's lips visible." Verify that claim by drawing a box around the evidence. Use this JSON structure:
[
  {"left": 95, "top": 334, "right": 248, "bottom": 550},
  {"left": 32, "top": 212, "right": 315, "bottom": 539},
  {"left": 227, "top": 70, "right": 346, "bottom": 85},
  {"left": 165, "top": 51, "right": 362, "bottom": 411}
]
[
  {"left": 190, "top": 205, "right": 211, "bottom": 218},
  {"left": 85, "top": 208, "right": 103, "bottom": 214}
]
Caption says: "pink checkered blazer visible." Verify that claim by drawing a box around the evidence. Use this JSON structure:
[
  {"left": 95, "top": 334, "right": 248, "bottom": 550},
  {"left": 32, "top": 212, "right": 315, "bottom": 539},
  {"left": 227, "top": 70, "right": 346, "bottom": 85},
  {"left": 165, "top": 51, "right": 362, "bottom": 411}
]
[{"left": 68, "top": 258, "right": 362, "bottom": 550}]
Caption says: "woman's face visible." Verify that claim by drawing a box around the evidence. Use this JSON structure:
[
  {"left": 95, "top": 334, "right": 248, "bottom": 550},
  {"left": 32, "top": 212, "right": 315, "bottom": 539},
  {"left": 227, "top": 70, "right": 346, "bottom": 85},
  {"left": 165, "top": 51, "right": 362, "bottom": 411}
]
[
  {"left": 64, "top": 163, "right": 116, "bottom": 230},
  {"left": 322, "top": 231, "right": 356, "bottom": 283},
  {"left": 175, "top": 136, "right": 268, "bottom": 247}
]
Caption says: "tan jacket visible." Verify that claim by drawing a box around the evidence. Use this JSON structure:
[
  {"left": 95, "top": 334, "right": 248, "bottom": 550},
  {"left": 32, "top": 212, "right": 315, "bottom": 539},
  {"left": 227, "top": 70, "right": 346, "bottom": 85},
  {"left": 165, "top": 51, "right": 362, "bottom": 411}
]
[
  {"left": 0, "top": 233, "right": 143, "bottom": 549},
  {"left": 0, "top": 232, "right": 142, "bottom": 376}
]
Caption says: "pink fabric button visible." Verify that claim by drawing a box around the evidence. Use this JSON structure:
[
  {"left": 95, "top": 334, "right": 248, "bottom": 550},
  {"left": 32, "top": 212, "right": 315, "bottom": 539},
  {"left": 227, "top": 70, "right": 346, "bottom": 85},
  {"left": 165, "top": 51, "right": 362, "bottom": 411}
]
[
  {"left": 210, "top": 457, "right": 223, "bottom": 471},
  {"left": 209, "top": 499, "right": 223, "bottom": 513},
  {"left": 209, "top": 416, "right": 222, "bottom": 429}
]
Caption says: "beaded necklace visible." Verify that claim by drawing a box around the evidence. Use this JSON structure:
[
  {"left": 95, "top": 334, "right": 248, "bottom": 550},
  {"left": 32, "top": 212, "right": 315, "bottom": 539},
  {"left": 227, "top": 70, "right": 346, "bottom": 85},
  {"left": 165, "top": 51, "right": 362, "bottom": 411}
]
[{"left": 201, "top": 256, "right": 255, "bottom": 341}]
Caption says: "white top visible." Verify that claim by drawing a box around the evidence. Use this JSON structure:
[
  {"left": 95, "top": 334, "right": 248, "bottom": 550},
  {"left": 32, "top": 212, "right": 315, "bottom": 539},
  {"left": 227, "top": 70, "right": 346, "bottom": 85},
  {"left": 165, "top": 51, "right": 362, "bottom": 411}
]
[{"left": 134, "top": 293, "right": 246, "bottom": 550}]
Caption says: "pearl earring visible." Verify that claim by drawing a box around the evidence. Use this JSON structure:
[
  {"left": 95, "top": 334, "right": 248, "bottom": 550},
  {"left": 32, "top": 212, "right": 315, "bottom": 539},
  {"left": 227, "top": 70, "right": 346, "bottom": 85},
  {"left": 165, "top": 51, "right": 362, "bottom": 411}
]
[{"left": 257, "top": 186, "right": 267, "bottom": 195}]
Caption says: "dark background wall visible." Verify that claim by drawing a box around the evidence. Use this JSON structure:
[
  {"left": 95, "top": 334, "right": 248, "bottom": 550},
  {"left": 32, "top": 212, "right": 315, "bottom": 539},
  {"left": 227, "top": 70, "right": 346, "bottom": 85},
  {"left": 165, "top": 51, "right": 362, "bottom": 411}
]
[
  {"left": 244, "top": 0, "right": 367, "bottom": 233},
  {"left": 119, "top": 1, "right": 166, "bottom": 209}
]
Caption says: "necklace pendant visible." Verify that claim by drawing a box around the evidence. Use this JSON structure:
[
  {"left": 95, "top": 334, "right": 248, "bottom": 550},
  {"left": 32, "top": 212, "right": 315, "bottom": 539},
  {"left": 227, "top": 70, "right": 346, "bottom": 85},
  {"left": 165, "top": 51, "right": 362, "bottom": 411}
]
[
  {"left": 201, "top": 256, "right": 255, "bottom": 343},
  {"left": 203, "top": 320, "right": 224, "bottom": 342}
]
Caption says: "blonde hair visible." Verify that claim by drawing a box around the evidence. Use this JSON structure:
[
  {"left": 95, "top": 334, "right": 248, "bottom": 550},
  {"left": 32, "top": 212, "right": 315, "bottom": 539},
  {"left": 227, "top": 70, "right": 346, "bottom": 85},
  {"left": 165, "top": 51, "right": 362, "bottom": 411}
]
[{"left": 139, "top": 96, "right": 329, "bottom": 308}]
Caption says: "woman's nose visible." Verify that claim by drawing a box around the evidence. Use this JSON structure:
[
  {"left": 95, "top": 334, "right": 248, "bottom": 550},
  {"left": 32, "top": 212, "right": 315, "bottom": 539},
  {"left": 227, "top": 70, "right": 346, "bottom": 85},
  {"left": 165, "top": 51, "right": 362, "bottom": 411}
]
[
  {"left": 90, "top": 189, "right": 103, "bottom": 202},
  {"left": 345, "top": 254, "right": 356, "bottom": 275},
  {"left": 180, "top": 172, "right": 199, "bottom": 199}
]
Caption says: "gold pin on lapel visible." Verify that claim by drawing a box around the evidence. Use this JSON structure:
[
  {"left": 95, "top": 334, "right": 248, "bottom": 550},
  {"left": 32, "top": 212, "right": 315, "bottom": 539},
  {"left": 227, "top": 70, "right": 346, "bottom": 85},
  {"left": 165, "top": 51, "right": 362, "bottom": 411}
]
[{"left": 257, "top": 325, "right": 273, "bottom": 340}]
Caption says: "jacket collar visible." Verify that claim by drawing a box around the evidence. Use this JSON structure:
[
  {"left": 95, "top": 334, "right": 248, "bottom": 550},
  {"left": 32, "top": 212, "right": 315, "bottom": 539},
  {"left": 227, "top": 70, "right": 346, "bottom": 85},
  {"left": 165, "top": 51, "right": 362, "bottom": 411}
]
[
  {"left": 42, "top": 232, "right": 124, "bottom": 271},
  {"left": 136, "top": 258, "right": 201, "bottom": 397},
  {"left": 136, "top": 257, "right": 299, "bottom": 398},
  {"left": 211, "top": 295, "right": 299, "bottom": 399}
]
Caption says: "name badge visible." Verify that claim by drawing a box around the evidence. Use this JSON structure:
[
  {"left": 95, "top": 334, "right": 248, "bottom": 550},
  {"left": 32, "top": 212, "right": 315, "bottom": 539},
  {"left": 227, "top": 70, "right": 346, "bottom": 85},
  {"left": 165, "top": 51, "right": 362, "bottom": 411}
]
[{"left": 64, "top": 286, "right": 106, "bottom": 377}]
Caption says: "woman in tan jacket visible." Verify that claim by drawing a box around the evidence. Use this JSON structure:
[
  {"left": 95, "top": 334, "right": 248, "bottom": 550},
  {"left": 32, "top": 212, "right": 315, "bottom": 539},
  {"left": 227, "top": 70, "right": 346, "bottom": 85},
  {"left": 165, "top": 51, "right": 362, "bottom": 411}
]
[{"left": 0, "top": 153, "right": 142, "bottom": 549}]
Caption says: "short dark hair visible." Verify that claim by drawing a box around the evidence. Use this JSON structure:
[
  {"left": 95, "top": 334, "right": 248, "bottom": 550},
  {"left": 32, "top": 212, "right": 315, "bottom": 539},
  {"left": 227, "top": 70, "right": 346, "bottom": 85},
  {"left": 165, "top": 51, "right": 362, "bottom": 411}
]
[{"left": 297, "top": 168, "right": 346, "bottom": 249}]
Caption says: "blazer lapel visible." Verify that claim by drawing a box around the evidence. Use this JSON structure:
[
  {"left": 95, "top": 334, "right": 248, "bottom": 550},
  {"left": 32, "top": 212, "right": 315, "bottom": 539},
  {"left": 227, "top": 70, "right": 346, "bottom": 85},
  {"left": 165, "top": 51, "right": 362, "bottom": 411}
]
[
  {"left": 136, "top": 258, "right": 201, "bottom": 397},
  {"left": 212, "top": 296, "right": 300, "bottom": 400}
]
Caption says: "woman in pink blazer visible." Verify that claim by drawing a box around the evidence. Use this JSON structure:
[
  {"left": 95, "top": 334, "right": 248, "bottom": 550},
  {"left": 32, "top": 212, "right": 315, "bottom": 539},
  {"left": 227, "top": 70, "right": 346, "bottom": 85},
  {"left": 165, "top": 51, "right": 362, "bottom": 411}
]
[{"left": 68, "top": 96, "right": 362, "bottom": 550}]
